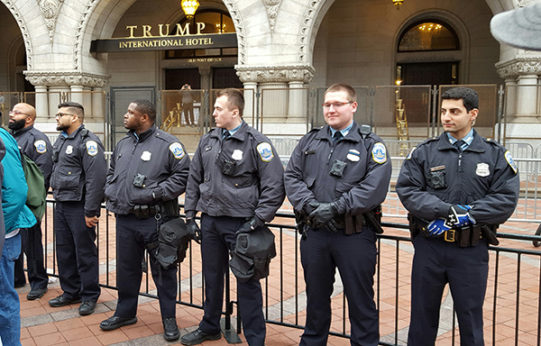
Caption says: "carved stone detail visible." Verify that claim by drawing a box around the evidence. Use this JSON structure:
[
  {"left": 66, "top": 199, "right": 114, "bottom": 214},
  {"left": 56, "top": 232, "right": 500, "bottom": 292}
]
[
  {"left": 496, "top": 58, "right": 541, "bottom": 79},
  {"left": 73, "top": 0, "right": 99, "bottom": 71},
  {"left": 24, "top": 71, "right": 110, "bottom": 88},
  {"left": 236, "top": 65, "right": 315, "bottom": 83},
  {"left": 38, "top": 0, "right": 65, "bottom": 42},
  {"left": 263, "top": 0, "right": 282, "bottom": 32},
  {"left": 299, "top": 0, "right": 322, "bottom": 63},
  {"left": 223, "top": 0, "right": 246, "bottom": 64},
  {"left": 4, "top": 0, "right": 34, "bottom": 69}
]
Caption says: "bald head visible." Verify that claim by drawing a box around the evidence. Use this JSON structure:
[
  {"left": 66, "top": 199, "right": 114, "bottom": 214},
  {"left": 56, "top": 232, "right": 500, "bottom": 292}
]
[{"left": 8, "top": 103, "right": 36, "bottom": 131}]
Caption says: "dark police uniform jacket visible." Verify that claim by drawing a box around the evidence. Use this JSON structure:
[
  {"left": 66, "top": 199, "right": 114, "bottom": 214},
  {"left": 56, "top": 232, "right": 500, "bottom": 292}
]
[
  {"left": 11, "top": 125, "right": 53, "bottom": 189},
  {"left": 284, "top": 122, "right": 391, "bottom": 222},
  {"left": 105, "top": 126, "right": 190, "bottom": 215},
  {"left": 185, "top": 121, "right": 285, "bottom": 222},
  {"left": 51, "top": 125, "right": 106, "bottom": 217},
  {"left": 396, "top": 130, "right": 519, "bottom": 226}
]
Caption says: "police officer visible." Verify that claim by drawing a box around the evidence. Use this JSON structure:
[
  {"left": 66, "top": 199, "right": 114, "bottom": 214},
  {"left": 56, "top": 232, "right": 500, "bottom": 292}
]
[
  {"left": 99, "top": 99, "right": 190, "bottom": 341},
  {"left": 396, "top": 87, "right": 520, "bottom": 346},
  {"left": 9, "top": 103, "right": 52, "bottom": 300},
  {"left": 48, "top": 101, "right": 106, "bottom": 316},
  {"left": 181, "top": 88, "right": 285, "bottom": 346},
  {"left": 284, "top": 83, "right": 391, "bottom": 346}
]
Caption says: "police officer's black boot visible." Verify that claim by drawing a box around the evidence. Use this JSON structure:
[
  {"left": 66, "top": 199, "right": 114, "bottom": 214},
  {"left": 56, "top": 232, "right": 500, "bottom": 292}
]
[{"left": 163, "top": 317, "right": 180, "bottom": 341}]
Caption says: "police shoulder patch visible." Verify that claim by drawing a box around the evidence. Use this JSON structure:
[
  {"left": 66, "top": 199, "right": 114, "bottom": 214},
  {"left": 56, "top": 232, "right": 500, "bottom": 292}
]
[
  {"left": 169, "top": 142, "right": 185, "bottom": 159},
  {"left": 504, "top": 150, "right": 518, "bottom": 174},
  {"left": 257, "top": 142, "right": 274, "bottom": 162},
  {"left": 85, "top": 140, "right": 98, "bottom": 156},
  {"left": 34, "top": 139, "right": 47, "bottom": 154},
  {"left": 372, "top": 142, "right": 387, "bottom": 164}
]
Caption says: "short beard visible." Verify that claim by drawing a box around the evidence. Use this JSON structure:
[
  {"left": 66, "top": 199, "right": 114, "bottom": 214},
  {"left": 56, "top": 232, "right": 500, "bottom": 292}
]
[
  {"left": 57, "top": 123, "right": 70, "bottom": 132},
  {"left": 8, "top": 119, "right": 26, "bottom": 131}
]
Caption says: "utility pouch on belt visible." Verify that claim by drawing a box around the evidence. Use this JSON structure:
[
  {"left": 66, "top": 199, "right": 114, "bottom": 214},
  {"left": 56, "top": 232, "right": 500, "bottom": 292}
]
[
  {"left": 407, "top": 214, "right": 422, "bottom": 238},
  {"left": 481, "top": 224, "right": 500, "bottom": 245},
  {"left": 151, "top": 217, "right": 191, "bottom": 270},
  {"left": 344, "top": 214, "right": 363, "bottom": 235},
  {"left": 229, "top": 226, "right": 276, "bottom": 282}
]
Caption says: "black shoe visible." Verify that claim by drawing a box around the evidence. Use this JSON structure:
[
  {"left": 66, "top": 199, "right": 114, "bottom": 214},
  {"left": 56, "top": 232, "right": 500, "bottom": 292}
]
[
  {"left": 27, "top": 288, "right": 48, "bottom": 300},
  {"left": 79, "top": 301, "right": 96, "bottom": 316},
  {"left": 163, "top": 318, "right": 180, "bottom": 341},
  {"left": 180, "top": 328, "right": 221, "bottom": 345},
  {"left": 99, "top": 316, "right": 138, "bottom": 331},
  {"left": 48, "top": 294, "right": 81, "bottom": 307}
]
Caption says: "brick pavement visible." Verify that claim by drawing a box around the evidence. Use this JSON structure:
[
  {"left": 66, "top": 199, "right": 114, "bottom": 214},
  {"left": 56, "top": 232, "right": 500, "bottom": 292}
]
[{"left": 15, "top": 197, "right": 541, "bottom": 345}]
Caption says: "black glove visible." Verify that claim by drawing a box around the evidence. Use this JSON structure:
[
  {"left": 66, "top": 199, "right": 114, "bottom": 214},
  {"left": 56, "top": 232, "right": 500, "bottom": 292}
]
[
  {"left": 236, "top": 216, "right": 264, "bottom": 235},
  {"left": 308, "top": 202, "right": 337, "bottom": 229},
  {"left": 186, "top": 218, "right": 201, "bottom": 244}
]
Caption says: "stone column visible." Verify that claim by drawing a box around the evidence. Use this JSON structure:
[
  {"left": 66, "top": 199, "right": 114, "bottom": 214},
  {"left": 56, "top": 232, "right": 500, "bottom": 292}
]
[
  {"left": 92, "top": 88, "right": 105, "bottom": 120},
  {"left": 504, "top": 78, "right": 517, "bottom": 117},
  {"left": 516, "top": 74, "right": 538, "bottom": 116},
  {"left": 70, "top": 85, "right": 84, "bottom": 106},
  {"left": 34, "top": 85, "right": 49, "bottom": 120},
  {"left": 288, "top": 80, "right": 306, "bottom": 118},
  {"left": 243, "top": 81, "right": 258, "bottom": 125},
  {"left": 236, "top": 64, "right": 314, "bottom": 134}
]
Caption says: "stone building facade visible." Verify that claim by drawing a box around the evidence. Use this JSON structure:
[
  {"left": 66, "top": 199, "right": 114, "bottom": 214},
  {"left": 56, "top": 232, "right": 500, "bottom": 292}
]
[{"left": 0, "top": 0, "right": 540, "bottom": 150}]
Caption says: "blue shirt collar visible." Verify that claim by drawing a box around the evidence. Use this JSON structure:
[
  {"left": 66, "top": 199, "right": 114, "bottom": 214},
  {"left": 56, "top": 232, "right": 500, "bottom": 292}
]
[
  {"left": 223, "top": 122, "right": 243, "bottom": 138},
  {"left": 329, "top": 122, "right": 353, "bottom": 138},
  {"left": 446, "top": 129, "right": 474, "bottom": 148}
]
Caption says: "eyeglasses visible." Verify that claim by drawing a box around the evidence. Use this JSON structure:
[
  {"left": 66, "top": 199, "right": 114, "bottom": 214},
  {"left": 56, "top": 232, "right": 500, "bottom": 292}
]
[
  {"left": 55, "top": 112, "right": 75, "bottom": 118},
  {"left": 322, "top": 101, "right": 352, "bottom": 109}
]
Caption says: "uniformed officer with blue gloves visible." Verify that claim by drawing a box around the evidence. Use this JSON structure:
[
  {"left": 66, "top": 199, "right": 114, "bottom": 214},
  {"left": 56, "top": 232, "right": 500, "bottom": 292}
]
[
  {"left": 100, "top": 100, "right": 190, "bottom": 341},
  {"left": 48, "top": 102, "right": 106, "bottom": 316},
  {"left": 182, "top": 88, "right": 285, "bottom": 346},
  {"left": 396, "top": 87, "right": 520, "bottom": 345},
  {"left": 284, "top": 83, "right": 392, "bottom": 346}
]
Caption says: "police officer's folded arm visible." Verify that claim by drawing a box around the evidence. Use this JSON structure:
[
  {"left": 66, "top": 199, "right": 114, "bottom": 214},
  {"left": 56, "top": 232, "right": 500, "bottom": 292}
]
[
  {"left": 335, "top": 144, "right": 392, "bottom": 216},
  {"left": 284, "top": 141, "right": 318, "bottom": 213},
  {"left": 396, "top": 155, "right": 450, "bottom": 221},
  {"left": 184, "top": 144, "right": 205, "bottom": 219},
  {"left": 467, "top": 158, "right": 519, "bottom": 225},
  {"left": 82, "top": 141, "right": 106, "bottom": 218},
  {"left": 155, "top": 141, "right": 191, "bottom": 201}
]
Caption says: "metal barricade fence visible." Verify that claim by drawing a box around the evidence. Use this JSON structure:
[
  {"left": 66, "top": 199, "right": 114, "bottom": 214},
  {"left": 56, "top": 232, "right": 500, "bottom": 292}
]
[{"left": 39, "top": 193, "right": 541, "bottom": 345}]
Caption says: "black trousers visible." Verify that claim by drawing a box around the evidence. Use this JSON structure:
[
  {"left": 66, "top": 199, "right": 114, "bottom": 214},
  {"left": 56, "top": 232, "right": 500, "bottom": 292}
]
[
  {"left": 14, "top": 221, "right": 48, "bottom": 290},
  {"left": 300, "top": 227, "right": 379, "bottom": 346},
  {"left": 55, "top": 201, "right": 100, "bottom": 302},
  {"left": 114, "top": 214, "right": 177, "bottom": 319},
  {"left": 199, "top": 214, "right": 265, "bottom": 346},
  {"left": 408, "top": 236, "right": 489, "bottom": 346}
]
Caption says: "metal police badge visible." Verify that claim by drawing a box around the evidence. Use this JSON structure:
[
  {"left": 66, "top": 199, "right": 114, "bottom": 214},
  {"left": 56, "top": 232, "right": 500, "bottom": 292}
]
[
  {"left": 257, "top": 142, "right": 274, "bottom": 162},
  {"left": 504, "top": 150, "right": 518, "bottom": 174},
  {"left": 232, "top": 149, "right": 243, "bottom": 161},
  {"left": 141, "top": 151, "right": 152, "bottom": 161},
  {"left": 476, "top": 163, "right": 490, "bottom": 177},
  {"left": 86, "top": 141, "right": 98, "bottom": 156},
  {"left": 169, "top": 142, "right": 185, "bottom": 159},
  {"left": 66, "top": 145, "right": 73, "bottom": 155},
  {"left": 34, "top": 140, "right": 47, "bottom": 154},
  {"left": 346, "top": 149, "right": 361, "bottom": 162},
  {"left": 372, "top": 142, "right": 387, "bottom": 164}
]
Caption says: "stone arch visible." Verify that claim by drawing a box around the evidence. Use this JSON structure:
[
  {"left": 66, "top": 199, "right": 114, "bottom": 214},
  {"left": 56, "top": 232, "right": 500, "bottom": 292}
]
[
  {"left": 297, "top": 0, "right": 335, "bottom": 65},
  {"left": 1, "top": 0, "right": 34, "bottom": 69},
  {"left": 393, "top": 9, "right": 470, "bottom": 82}
]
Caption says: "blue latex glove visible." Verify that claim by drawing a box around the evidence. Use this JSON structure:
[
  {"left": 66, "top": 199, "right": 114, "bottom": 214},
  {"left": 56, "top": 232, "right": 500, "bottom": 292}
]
[
  {"left": 448, "top": 205, "right": 476, "bottom": 228},
  {"left": 426, "top": 218, "right": 452, "bottom": 236}
]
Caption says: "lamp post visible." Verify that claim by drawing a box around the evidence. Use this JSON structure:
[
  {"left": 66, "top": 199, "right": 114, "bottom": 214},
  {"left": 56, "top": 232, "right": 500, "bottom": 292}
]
[{"left": 181, "top": 0, "right": 200, "bottom": 19}]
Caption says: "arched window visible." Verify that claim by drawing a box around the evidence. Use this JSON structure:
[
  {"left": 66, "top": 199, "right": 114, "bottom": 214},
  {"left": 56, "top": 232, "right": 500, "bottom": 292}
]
[
  {"left": 398, "top": 21, "right": 459, "bottom": 52},
  {"left": 165, "top": 10, "right": 237, "bottom": 59}
]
